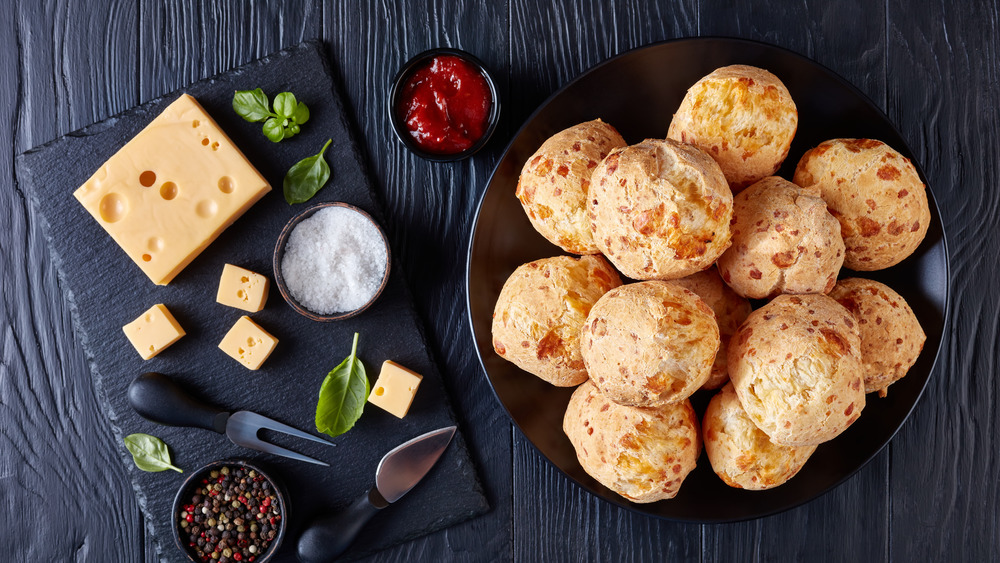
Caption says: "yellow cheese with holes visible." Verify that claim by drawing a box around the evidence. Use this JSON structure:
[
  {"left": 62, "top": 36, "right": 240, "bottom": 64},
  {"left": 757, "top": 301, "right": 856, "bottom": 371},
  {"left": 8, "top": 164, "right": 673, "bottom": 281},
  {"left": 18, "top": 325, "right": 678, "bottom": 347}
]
[
  {"left": 368, "top": 360, "right": 423, "bottom": 418},
  {"left": 123, "top": 304, "right": 186, "bottom": 360},
  {"left": 73, "top": 93, "right": 271, "bottom": 285},
  {"left": 217, "top": 264, "right": 269, "bottom": 312},
  {"left": 218, "top": 316, "right": 278, "bottom": 370}
]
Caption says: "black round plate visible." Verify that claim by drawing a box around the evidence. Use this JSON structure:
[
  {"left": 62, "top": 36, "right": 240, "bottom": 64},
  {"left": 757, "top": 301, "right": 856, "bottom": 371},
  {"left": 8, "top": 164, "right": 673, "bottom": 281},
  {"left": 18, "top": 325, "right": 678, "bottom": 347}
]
[{"left": 466, "top": 37, "right": 949, "bottom": 522}]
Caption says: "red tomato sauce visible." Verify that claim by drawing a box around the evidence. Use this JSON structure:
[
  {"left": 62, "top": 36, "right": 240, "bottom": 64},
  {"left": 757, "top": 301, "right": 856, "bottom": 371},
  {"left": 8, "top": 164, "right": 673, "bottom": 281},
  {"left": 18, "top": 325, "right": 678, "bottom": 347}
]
[{"left": 398, "top": 55, "right": 492, "bottom": 154}]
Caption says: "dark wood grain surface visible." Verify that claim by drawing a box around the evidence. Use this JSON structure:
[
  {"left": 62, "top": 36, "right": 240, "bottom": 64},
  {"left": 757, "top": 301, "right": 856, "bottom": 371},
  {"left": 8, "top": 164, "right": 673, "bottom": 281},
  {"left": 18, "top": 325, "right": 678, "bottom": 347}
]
[{"left": 2, "top": 1, "right": 996, "bottom": 561}]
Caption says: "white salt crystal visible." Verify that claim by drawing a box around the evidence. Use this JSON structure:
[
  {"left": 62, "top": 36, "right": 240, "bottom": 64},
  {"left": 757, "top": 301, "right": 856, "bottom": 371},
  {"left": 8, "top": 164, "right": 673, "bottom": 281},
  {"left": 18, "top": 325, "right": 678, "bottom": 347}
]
[{"left": 280, "top": 206, "right": 388, "bottom": 314}]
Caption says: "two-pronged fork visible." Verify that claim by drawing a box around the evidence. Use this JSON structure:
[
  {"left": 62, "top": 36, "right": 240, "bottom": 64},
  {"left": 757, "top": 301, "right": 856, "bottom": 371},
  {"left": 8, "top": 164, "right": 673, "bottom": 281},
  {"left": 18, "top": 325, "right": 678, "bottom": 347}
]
[{"left": 128, "top": 372, "right": 334, "bottom": 466}]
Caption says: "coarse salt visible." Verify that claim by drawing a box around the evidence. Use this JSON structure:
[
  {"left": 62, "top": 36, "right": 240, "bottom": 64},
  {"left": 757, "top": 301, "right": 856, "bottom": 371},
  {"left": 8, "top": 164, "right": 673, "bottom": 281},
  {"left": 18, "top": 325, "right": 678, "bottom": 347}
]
[{"left": 280, "top": 206, "right": 388, "bottom": 314}]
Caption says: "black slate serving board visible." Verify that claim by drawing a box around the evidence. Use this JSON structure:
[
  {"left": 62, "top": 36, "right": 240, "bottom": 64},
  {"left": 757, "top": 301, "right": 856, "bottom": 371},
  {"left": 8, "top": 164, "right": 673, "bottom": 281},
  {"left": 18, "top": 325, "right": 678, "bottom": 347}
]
[{"left": 15, "top": 40, "right": 487, "bottom": 562}]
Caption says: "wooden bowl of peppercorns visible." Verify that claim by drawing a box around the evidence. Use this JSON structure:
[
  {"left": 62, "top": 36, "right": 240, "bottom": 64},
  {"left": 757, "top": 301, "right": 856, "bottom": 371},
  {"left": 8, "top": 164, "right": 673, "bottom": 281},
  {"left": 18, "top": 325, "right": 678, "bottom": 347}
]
[{"left": 172, "top": 459, "right": 288, "bottom": 563}]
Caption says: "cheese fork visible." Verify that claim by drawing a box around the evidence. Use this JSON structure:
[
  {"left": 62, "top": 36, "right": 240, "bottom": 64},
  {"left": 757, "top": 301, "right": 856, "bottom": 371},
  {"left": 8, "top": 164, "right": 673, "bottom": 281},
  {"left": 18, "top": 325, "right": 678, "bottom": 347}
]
[{"left": 127, "top": 371, "right": 332, "bottom": 466}]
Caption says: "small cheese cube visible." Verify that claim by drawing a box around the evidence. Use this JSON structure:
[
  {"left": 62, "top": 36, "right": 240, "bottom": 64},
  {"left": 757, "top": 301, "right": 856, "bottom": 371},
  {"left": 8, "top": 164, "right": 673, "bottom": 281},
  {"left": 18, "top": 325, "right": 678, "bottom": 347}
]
[
  {"left": 73, "top": 94, "right": 271, "bottom": 285},
  {"left": 216, "top": 264, "right": 269, "bottom": 312},
  {"left": 368, "top": 360, "right": 423, "bottom": 418},
  {"left": 123, "top": 304, "right": 186, "bottom": 360},
  {"left": 218, "top": 316, "right": 278, "bottom": 370}
]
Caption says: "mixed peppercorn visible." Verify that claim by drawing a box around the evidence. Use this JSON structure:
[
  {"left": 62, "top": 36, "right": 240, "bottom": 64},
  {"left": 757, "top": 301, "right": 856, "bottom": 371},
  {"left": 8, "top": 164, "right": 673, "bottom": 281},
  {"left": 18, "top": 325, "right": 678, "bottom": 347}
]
[{"left": 178, "top": 465, "right": 282, "bottom": 562}]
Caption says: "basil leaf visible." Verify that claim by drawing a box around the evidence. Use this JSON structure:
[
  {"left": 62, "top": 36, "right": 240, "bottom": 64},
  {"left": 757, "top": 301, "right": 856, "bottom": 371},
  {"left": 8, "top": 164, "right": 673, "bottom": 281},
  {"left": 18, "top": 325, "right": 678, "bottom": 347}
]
[
  {"left": 124, "top": 433, "right": 183, "bottom": 473},
  {"left": 315, "top": 333, "right": 369, "bottom": 438},
  {"left": 263, "top": 117, "right": 285, "bottom": 143},
  {"left": 273, "top": 92, "right": 297, "bottom": 119},
  {"left": 283, "top": 139, "right": 332, "bottom": 204},
  {"left": 232, "top": 88, "right": 273, "bottom": 122},
  {"left": 292, "top": 102, "right": 310, "bottom": 124}
]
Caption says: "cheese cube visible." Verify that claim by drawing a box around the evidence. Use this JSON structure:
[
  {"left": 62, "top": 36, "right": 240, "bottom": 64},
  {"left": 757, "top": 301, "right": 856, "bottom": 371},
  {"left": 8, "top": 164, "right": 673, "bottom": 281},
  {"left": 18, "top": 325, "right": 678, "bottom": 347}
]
[
  {"left": 218, "top": 316, "right": 278, "bottom": 370},
  {"left": 216, "top": 264, "right": 269, "bottom": 312},
  {"left": 123, "top": 304, "right": 186, "bottom": 360},
  {"left": 368, "top": 361, "right": 423, "bottom": 418},
  {"left": 74, "top": 94, "right": 271, "bottom": 285}
]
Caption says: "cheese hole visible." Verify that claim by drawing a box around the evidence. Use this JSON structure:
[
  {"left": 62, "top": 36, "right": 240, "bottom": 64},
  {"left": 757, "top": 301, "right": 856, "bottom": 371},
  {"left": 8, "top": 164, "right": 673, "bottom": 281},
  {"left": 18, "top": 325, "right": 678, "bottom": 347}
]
[
  {"left": 196, "top": 199, "right": 218, "bottom": 218},
  {"left": 374, "top": 387, "right": 385, "bottom": 397},
  {"left": 98, "top": 193, "right": 127, "bottom": 223},
  {"left": 218, "top": 176, "right": 234, "bottom": 194},
  {"left": 139, "top": 170, "right": 156, "bottom": 187},
  {"left": 144, "top": 314, "right": 153, "bottom": 322},
  {"left": 211, "top": 142, "right": 220, "bottom": 151},
  {"left": 246, "top": 338, "right": 256, "bottom": 347},
  {"left": 237, "top": 290, "right": 245, "bottom": 299},
  {"left": 159, "top": 182, "right": 178, "bottom": 200},
  {"left": 201, "top": 138, "right": 210, "bottom": 146},
  {"left": 142, "top": 254, "right": 152, "bottom": 262},
  {"left": 147, "top": 237, "right": 164, "bottom": 252},
  {"left": 240, "top": 276, "right": 249, "bottom": 283},
  {"left": 237, "top": 347, "right": 245, "bottom": 355},
  {"left": 192, "top": 120, "right": 200, "bottom": 128}
]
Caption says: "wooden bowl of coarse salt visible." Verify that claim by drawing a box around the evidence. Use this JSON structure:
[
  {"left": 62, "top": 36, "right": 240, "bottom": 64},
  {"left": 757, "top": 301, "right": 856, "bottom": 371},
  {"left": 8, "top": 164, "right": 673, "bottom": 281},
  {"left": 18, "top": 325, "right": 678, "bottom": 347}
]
[{"left": 273, "top": 202, "right": 391, "bottom": 321}]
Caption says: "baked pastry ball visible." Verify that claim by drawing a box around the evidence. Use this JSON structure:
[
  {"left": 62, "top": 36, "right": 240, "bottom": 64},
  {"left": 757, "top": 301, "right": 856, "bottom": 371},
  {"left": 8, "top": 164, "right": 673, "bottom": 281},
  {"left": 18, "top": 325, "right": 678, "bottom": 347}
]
[
  {"left": 563, "top": 380, "right": 701, "bottom": 503},
  {"left": 589, "top": 138, "right": 733, "bottom": 280},
  {"left": 581, "top": 281, "right": 719, "bottom": 407},
  {"left": 672, "top": 268, "right": 752, "bottom": 390},
  {"left": 728, "top": 294, "right": 865, "bottom": 446},
  {"left": 516, "top": 120, "right": 627, "bottom": 254},
  {"left": 829, "top": 277, "right": 926, "bottom": 397},
  {"left": 492, "top": 255, "right": 622, "bottom": 386},
  {"left": 704, "top": 383, "right": 817, "bottom": 490},
  {"left": 668, "top": 65, "right": 798, "bottom": 192},
  {"left": 717, "top": 176, "right": 845, "bottom": 299},
  {"left": 793, "top": 138, "right": 931, "bottom": 271}
]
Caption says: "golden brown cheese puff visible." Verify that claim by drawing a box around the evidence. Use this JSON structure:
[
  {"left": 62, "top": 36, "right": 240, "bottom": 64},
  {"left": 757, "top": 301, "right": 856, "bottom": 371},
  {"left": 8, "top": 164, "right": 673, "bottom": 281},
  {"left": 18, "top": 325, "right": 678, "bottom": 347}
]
[
  {"left": 828, "top": 277, "right": 926, "bottom": 397},
  {"left": 588, "top": 138, "right": 733, "bottom": 280},
  {"left": 492, "top": 255, "right": 622, "bottom": 386},
  {"left": 717, "top": 176, "right": 845, "bottom": 299},
  {"left": 728, "top": 294, "right": 865, "bottom": 446},
  {"left": 581, "top": 281, "right": 719, "bottom": 407},
  {"left": 704, "top": 383, "right": 817, "bottom": 490},
  {"left": 563, "top": 380, "right": 701, "bottom": 503},
  {"left": 516, "top": 120, "right": 627, "bottom": 254},
  {"left": 668, "top": 65, "right": 798, "bottom": 192},
  {"left": 672, "top": 268, "right": 752, "bottom": 390},
  {"left": 793, "top": 138, "right": 931, "bottom": 271}
]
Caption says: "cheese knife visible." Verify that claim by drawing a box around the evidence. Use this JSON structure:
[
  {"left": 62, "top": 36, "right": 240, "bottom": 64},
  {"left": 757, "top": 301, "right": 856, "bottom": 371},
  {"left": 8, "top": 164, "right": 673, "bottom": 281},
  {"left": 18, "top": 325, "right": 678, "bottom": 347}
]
[
  {"left": 296, "top": 425, "right": 457, "bottom": 562},
  {"left": 127, "top": 372, "right": 333, "bottom": 466}
]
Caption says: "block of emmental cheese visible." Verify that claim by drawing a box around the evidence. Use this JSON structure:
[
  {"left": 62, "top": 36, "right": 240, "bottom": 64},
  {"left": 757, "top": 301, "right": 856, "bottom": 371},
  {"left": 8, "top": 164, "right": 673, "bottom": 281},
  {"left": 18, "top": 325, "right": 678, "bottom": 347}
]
[
  {"left": 368, "top": 360, "right": 423, "bottom": 418},
  {"left": 123, "top": 304, "right": 186, "bottom": 360},
  {"left": 73, "top": 94, "right": 271, "bottom": 285},
  {"left": 218, "top": 316, "right": 278, "bottom": 370},
  {"left": 216, "top": 264, "right": 269, "bottom": 312}
]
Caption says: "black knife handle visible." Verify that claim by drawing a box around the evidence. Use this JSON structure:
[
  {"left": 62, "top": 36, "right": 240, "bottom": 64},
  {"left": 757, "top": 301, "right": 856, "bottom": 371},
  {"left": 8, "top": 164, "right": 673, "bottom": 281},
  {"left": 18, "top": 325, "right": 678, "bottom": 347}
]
[
  {"left": 297, "top": 487, "right": 388, "bottom": 563},
  {"left": 128, "top": 372, "right": 229, "bottom": 433}
]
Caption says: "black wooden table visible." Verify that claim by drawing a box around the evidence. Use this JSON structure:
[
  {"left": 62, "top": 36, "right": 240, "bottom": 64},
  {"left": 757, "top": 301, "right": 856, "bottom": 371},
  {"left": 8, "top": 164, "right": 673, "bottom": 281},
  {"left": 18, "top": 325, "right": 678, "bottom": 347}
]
[{"left": 2, "top": 1, "right": 997, "bottom": 561}]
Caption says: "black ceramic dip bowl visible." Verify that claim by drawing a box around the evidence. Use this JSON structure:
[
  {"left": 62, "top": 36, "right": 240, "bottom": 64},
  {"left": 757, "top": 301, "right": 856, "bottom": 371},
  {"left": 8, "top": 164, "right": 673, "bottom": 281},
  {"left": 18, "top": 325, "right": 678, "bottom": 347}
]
[
  {"left": 388, "top": 47, "right": 501, "bottom": 161},
  {"left": 172, "top": 459, "right": 288, "bottom": 563}
]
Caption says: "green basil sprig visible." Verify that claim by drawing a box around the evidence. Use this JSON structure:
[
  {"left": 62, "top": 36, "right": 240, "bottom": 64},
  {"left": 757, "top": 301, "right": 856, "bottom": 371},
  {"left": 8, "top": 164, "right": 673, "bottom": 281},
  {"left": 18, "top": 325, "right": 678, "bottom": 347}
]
[
  {"left": 232, "top": 88, "right": 310, "bottom": 142},
  {"left": 284, "top": 139, "right": 332, "bottom": 204},
  {"left": 124, "top": 433, "right": 183, "bottom": 473},
  {"left": 315, "top": 333, "right": 368, "bottom": 438}
]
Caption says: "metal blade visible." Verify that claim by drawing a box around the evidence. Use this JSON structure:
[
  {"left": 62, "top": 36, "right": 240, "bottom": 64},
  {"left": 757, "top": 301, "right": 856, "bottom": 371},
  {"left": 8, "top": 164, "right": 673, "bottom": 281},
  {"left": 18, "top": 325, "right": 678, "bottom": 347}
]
[
  {"left": 226, "top": 411, "right": 331, "bottom": 467},
  {"left": 375, "top": 426, "right": 456, "bottom": 503}
]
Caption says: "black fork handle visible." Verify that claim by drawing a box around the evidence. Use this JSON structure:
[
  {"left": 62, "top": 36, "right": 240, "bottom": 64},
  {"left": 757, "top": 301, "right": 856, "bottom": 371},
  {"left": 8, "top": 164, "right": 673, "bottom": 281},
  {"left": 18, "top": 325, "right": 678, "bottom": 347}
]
[{"left": 128, "top": 372, "right": 230, "bottom": 433}]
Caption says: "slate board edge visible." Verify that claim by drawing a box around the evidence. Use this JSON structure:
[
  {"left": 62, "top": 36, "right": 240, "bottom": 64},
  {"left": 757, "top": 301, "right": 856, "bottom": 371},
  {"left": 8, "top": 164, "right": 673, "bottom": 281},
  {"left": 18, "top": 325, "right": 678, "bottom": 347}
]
[
  {"left": 13, "top": 168, "right": 169, "bottom": 559},
  {"left": 308, "top": 39, "right": 491, "bottom": 515},
  {"left": 13, "top": 39, "right": 489, "bottom": 562}
]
